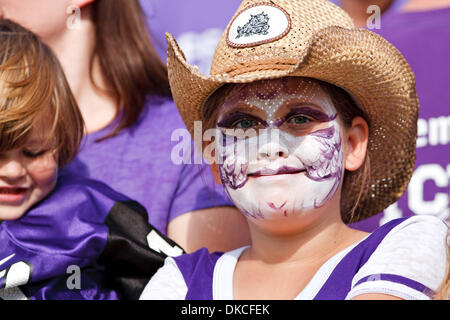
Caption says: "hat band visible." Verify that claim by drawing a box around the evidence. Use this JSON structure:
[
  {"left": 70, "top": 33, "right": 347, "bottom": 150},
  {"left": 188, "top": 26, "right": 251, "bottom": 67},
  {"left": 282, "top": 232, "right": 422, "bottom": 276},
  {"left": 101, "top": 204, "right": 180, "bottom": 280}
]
[{"left": 223, "top": 58, "right": 297, "bottom": 77}]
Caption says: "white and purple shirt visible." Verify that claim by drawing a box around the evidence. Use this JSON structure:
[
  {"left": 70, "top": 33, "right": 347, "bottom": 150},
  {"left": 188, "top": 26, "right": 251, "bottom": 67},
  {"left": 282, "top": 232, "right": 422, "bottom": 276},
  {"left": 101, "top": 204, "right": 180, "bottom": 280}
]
[{"left": 140, "top": 216, "right": 448, "bottom": 300}]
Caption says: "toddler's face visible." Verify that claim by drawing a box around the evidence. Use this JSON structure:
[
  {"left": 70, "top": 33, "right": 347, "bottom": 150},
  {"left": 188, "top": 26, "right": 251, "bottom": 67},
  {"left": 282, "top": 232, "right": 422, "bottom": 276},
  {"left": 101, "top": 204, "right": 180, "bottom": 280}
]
[
  {"left": 0, "top": 125, "right": 58, "bottom": 221},
  {"left": 214, "top": 77, "right": 344, "bottom": 221}
]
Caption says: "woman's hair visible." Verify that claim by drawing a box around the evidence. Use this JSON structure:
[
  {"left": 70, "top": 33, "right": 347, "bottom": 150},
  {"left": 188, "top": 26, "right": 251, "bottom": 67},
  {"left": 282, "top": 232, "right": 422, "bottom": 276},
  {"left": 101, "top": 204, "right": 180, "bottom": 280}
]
[
  {"left": 0, "top": 19, "right": 84, "bottom": 167},
  {"left": 90, "top": 0, "right": 171, "bottom": 140},
  {"left": 202, "top": 77, "right": 371, "bottom": 223}
]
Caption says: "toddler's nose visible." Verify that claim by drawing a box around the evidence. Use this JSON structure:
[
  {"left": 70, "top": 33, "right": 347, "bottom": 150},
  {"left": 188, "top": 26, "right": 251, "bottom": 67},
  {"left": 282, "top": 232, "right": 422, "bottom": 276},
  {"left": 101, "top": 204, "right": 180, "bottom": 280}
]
[{"left": 0, "top": 158, "right": 27, "bottom": 182}]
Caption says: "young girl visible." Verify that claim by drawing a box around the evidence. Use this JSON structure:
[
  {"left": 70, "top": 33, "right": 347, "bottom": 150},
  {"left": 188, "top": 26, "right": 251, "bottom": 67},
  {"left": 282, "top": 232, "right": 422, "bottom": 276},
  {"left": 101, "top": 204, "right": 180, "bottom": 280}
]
[
  {"left": 140, "top": 0, "right": 448, "bottom": 300},
  {"left": 0, "top": 19, "right": 182, "bottom": 300}
]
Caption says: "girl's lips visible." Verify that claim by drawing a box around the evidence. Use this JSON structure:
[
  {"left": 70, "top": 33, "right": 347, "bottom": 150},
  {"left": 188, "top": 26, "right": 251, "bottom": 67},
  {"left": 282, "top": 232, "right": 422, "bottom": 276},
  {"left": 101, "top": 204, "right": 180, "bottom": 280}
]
[
  {"left": 248, "top": 166, "right": 306, "bottom": 177},
  {"left": 0, "top": 187, "right": 29, "bottom": 204}
]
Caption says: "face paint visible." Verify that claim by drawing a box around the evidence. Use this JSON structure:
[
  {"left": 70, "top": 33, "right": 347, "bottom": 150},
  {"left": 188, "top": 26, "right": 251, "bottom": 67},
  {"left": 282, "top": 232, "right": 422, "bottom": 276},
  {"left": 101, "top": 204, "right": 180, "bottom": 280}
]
[{"left": 215, "top": 77, "right": 344, "bottom": 220}]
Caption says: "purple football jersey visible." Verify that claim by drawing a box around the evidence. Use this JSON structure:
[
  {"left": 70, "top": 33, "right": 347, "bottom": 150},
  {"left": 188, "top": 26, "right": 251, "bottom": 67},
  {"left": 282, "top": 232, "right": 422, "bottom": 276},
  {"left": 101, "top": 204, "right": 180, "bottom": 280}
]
[{"left": 0, "top": 172, "right": 183, "bottom": 300}]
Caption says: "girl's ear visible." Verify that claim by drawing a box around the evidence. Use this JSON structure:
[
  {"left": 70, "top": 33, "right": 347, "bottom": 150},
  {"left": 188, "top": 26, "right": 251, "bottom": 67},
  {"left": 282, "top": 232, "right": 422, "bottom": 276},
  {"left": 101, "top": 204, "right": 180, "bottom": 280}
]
[
  {"left": 210, "top": 163, "right": 223, "bottom": 185},
  {"left": 344, "top": 116, "right": 369, "bottom": 171}
]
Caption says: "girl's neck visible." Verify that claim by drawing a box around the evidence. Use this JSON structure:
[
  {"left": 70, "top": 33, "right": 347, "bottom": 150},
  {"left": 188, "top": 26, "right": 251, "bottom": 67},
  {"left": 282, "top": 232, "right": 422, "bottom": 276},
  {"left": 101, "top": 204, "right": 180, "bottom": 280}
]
[
  {"left": 233, "top": 208, "right": 368, "bottom": 300},
  {"left": 44, "top": 8, "right": 117, "bottom": 134},
  {"left": 245, "top": 208, "right": 367, "bottom": 265}
]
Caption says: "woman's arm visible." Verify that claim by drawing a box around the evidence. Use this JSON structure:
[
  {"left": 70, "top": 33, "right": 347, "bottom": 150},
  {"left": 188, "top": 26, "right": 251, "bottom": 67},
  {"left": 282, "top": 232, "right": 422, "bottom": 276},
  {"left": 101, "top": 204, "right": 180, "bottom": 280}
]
[{"left": 168, "top": 206, "right": 251, "bottom": 253}]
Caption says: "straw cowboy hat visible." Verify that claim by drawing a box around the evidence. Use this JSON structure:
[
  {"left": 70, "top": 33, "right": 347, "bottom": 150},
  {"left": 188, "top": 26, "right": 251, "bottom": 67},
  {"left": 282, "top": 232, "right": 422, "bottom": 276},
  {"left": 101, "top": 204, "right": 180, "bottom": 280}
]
[{"left": 165, "top": 0, "right": 418, "bottom": 223}]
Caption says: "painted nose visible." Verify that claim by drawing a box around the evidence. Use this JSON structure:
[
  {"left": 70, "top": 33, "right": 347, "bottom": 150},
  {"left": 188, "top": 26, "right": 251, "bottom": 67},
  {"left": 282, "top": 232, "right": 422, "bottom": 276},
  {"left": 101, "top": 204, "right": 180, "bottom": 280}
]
[
  {"left": 258, "top": 142, "right": 289, "bottom": 160},
  {"left": 0, "top": 159, "right": 27, "bottom": 182}
]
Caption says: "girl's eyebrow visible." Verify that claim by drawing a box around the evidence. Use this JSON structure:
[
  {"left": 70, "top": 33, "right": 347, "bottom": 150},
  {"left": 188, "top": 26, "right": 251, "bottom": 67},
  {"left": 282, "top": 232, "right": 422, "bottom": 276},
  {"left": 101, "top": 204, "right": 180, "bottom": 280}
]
[
  {"left": 286, "top": 106, "right": 333, "bottom": 121},
  {"left": 275, "top": 105, "right": 336, "bottom": 126},
  {"left": 217, "top": 110, "right": 268, "bottom": 128}
]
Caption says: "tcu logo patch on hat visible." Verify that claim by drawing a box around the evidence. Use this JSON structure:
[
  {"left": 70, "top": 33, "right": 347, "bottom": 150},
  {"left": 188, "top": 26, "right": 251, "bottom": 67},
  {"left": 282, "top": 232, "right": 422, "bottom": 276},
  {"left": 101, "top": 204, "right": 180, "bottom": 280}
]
[{"left": 227, "top": 2, "right": 291, "bottom": 48}]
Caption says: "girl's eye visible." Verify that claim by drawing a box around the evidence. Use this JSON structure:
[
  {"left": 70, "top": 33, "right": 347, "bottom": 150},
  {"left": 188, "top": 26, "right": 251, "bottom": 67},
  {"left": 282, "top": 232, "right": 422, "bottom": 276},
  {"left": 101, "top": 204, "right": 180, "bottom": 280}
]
[
  {"left": 234, "top": 119, "right": 259, "bottom": 129},
  {"left": 287, "top": 115, "right": 312, "bottom": 125},
  {"left": 22, "top": 149, "right": 47, "bottom": 158}
]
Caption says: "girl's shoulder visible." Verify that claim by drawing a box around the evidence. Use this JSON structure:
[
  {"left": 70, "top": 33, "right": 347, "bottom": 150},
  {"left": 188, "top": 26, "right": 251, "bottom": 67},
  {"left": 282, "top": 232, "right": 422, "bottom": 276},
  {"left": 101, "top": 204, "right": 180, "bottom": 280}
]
[
  {"left": 350, "top": 215, "right": 447, "bottom": 259},
  {"left": 368, "top": 215, "right": 447, "bottom": 255},
  {"left": 346, "top": 215, "right": 448, "bottom": 299},
  {"left": 378, "top": 214, "right": 447, "bottom": 238},
  {"left": 314, "top": 215, "right": 447, "bottom": 300}
]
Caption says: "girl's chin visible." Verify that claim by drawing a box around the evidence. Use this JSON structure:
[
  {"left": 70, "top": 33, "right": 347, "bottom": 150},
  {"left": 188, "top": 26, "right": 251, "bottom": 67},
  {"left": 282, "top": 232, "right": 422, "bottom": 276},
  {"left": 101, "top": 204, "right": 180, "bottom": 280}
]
[
  {"left": 246, "top": 210, "right": 323, "bottom": 235},
  {"left": 229, "top": 183, "right": 337, "bottom": 214},
  {"left": 0, "top": 205, "right": 28, "bottom": 221},
  {"left": 240, "top": 203, "right": 317, "bottom": 220}
]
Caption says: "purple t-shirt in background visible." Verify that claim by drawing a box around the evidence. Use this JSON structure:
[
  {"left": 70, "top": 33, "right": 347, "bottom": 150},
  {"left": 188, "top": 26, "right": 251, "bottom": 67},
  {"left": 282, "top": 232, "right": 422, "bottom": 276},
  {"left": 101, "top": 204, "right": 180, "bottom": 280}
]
[
  {"left": 64, "top": 96, "right": 232, "bottom": 235},
  {"left": 142, "top": 0, "right": 241, "bottom": 74}
]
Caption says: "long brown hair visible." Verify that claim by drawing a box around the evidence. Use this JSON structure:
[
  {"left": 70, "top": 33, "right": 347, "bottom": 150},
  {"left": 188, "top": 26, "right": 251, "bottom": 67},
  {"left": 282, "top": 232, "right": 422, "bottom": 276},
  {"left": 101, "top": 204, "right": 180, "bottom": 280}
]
[
  {"left": 0, "top": 19, "right": 84, "bottom": 167},
  {"left": 90, "top": 0, "right": 171, "bottom": 140}
]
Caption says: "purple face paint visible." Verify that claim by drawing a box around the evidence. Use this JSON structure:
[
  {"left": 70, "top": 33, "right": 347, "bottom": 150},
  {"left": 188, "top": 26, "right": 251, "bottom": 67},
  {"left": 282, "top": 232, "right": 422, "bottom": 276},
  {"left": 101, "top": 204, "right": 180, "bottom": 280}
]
[
  {"left": 277, "top": 107, "right": 337, "bottom": 127},
  {"left": 305, "top": 125, "right": 343, "bottom": 208},
  {"left": 268, "top": 200, "right": 287, "bottom": 210},
  {"left": 215, "top": 77, "right": 345, "bottom": 220},
  {"left": 309, "top": 126, "right": 336, "bottom": 139},
  {"left": 217, "top": 111, "right": 268, "bottom": 129}
]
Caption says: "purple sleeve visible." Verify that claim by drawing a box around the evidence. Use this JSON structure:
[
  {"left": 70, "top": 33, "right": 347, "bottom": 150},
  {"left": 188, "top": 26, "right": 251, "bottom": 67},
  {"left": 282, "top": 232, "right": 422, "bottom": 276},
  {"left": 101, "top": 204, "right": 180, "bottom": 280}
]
[
  {"left": 0, "top": 176, "right": 116, "bottom": 281},
  {"left": 173, "top": 248, "right": 223, "bottom": 300},
  {"left": 0, "top": 173, "right": 179, "bottom": 300},
  {"left": 0, "top": 175, "right": 116, "bottom": 299}
]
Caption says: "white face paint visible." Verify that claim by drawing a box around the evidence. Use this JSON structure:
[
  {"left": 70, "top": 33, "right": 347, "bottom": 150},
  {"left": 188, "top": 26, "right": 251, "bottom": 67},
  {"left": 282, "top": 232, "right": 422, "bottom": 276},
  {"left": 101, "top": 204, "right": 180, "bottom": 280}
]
[{"left": 215, "top": 77, "right": 344, "bottom": 220}]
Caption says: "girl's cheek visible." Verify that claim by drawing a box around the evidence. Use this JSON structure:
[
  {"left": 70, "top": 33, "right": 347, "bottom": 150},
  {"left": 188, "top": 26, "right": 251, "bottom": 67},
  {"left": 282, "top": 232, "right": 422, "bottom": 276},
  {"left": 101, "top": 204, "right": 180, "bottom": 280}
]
[{"left": 27, "top": 154, "right": 58, "bottom": 188}]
